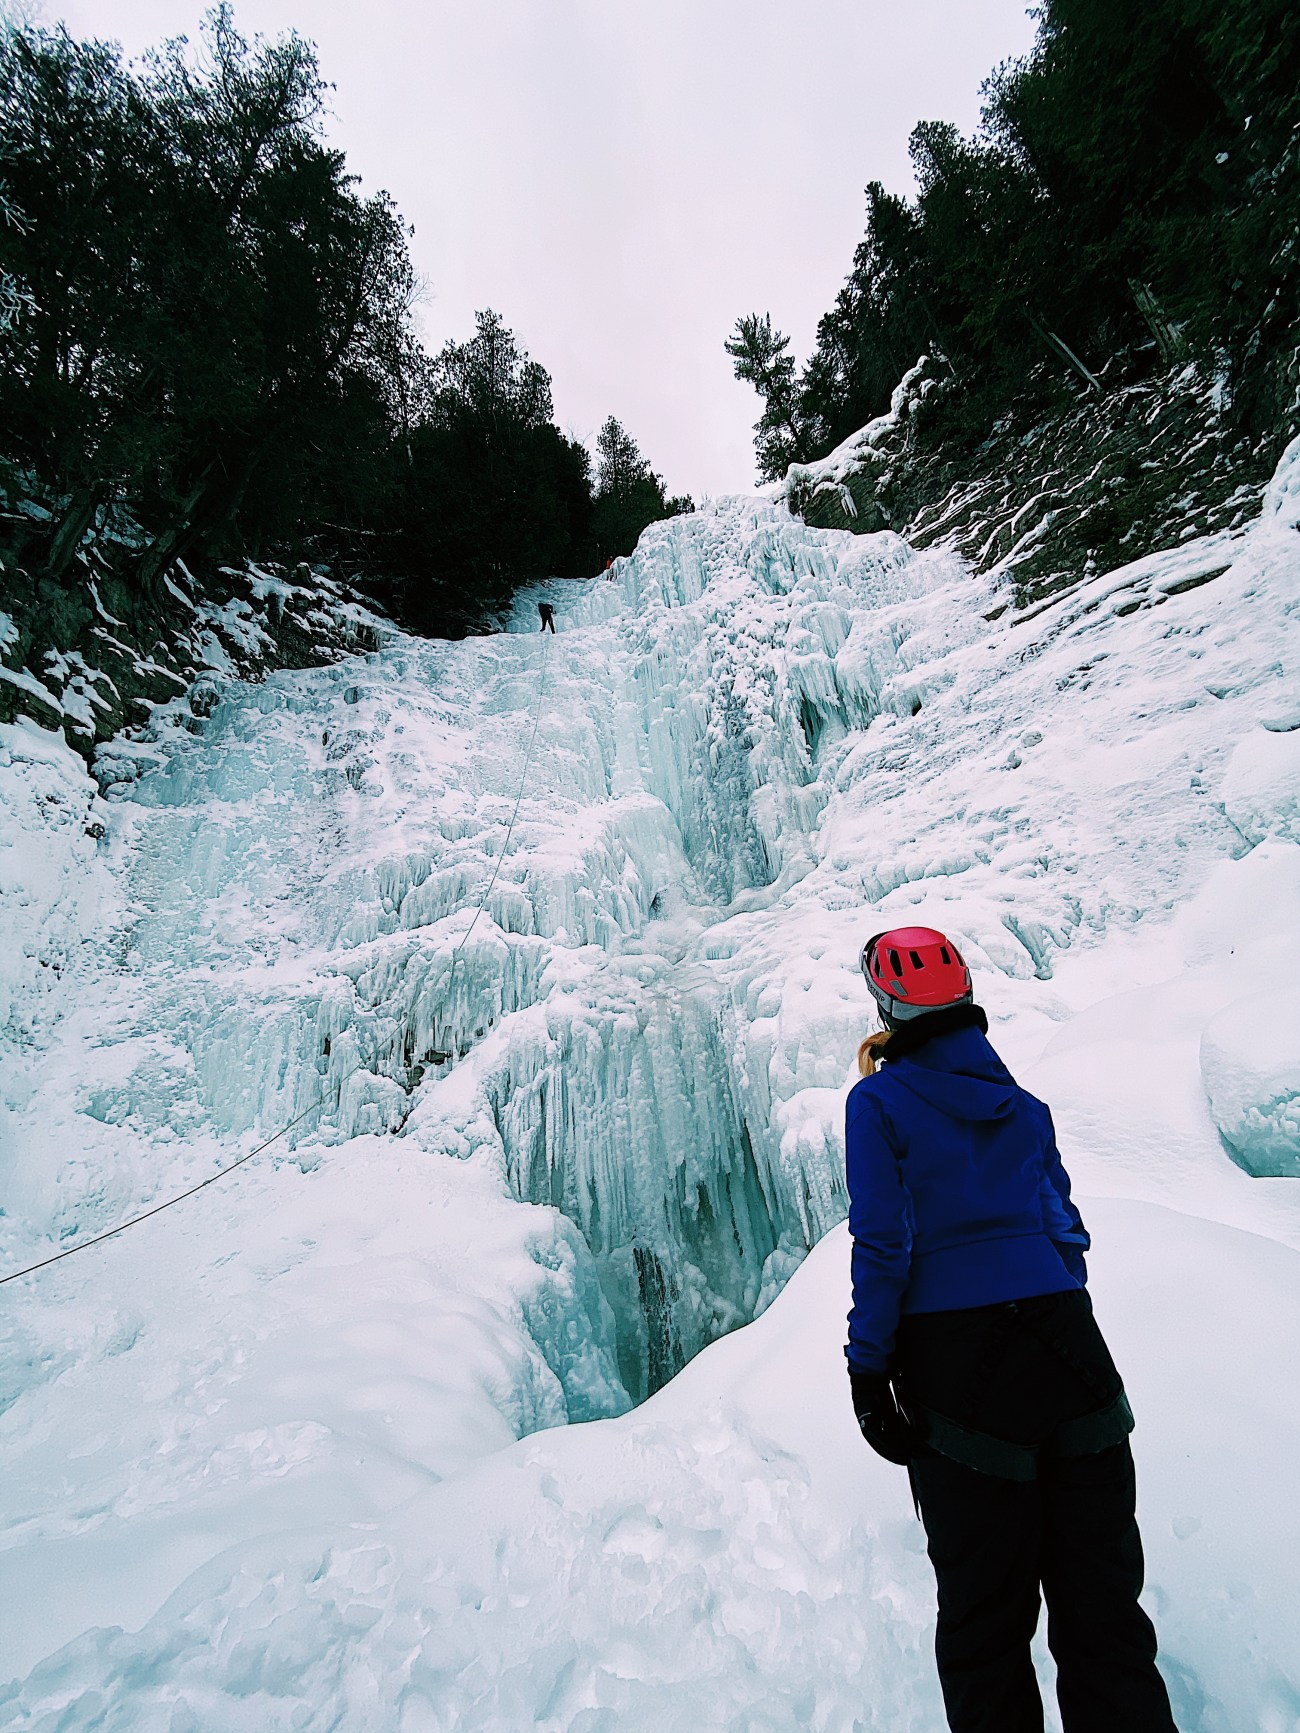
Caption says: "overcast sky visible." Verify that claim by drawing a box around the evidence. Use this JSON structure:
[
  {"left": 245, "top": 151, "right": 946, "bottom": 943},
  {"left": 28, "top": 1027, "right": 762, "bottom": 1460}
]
[{"left": 59, "top": 0, "right": 1036, "bottom": 498}]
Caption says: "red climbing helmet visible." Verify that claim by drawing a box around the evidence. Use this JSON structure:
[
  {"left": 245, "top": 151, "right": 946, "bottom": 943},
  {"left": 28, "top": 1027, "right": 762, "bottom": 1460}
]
[{"left": 860, "top": 925, "right": 973, "bottom": 1026}]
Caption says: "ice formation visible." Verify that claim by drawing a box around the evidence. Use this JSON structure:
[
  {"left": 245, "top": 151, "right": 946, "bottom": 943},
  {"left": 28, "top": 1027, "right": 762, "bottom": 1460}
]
[
  {"left": 1201, "top": 990, "right": 1300, "bottom": 1177},
  {"left": 2, "top": 433, "right": 1300, "bottom": 1727}
]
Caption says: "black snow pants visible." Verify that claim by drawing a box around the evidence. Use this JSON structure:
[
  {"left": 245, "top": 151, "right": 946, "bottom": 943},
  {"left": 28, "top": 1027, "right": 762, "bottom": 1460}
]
[{"left": 895, "top": 1290, "right": 1178, "bottom": 1733}]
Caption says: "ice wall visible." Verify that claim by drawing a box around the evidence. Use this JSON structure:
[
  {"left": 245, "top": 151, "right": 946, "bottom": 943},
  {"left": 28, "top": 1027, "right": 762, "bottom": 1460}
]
[
  {"left": 3, "top": 511, "right": 920, "bottom": 1444},
  {"left": 9, "top": 483, "right": 1300, "bottom": 1414},
  {"left": 3, "top": 440, "right": 1300, "bottom": 1709}
]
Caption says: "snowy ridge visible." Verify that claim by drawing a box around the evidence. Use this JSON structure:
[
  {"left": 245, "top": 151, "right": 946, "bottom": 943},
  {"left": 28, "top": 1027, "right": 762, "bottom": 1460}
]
[
  {"left": 768, "top": 356, "right": 1277, "bottom": 611},
  {"left": 1, "top": 446, "right": 1299, "bottom": 1726},
  {"left": 1, "top": 539, "right": 388, "bottom": 754},
  {"left": 771, "top": 355, "right": 933, "bottom": 523}
]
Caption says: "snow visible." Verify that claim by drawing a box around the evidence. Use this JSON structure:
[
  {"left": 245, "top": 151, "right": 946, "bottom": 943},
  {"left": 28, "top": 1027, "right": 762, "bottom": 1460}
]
[
  {"left": 1219, "top": 721, "right": 1300, "bottom": 845},
  {"left": 0, "top": 662, "right": 62, "bottom": 714},
  {"left": 769, "top": 355, "right": 933, "bottom": 515},
  {"left": 1, "top": 432, "right": 1299, "bottom": 1727},
  {"left": 1201, "top": 990, "right": 1300, "bottom": 1177},
  {"left": 1262, "top": 428, "right": 1300, "bottom": 529}
]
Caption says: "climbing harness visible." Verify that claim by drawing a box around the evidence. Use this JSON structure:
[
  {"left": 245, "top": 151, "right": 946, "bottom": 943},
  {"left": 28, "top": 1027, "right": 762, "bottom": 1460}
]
[
  {"left": 904, "top": 1390, "right": 1135, "bottom": 1482},
  {"left": 0, "top": 630, "right": 552, "bottom": 1287}
]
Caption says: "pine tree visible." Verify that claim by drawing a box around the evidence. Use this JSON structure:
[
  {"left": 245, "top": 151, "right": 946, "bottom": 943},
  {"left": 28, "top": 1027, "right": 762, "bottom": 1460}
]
[
  {"left": 727, "top": 0, "right": 1300, "bottom": 471},
  {"left": 725, "top": 314, "right": 810, "bottom": 480},
  {"left": 0, "top": 9, "right": 699, "bottom": 638},
  {"left": 594, "top": 416, "right": 650, "bottom": 498},
  {"left": 591, "top": 418, "right": 680, "bottom": 561}
]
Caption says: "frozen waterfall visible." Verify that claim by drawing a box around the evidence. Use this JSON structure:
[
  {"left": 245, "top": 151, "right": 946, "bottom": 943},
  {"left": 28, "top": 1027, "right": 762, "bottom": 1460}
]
[{"left": 3, "top": 458, "right": 1300, "bottom": 1726}]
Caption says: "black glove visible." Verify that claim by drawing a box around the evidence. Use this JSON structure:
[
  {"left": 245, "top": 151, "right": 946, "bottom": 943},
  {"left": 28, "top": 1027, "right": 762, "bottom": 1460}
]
[{"left": 850, "top": 1370, "right": 914, "bottom": 1465}]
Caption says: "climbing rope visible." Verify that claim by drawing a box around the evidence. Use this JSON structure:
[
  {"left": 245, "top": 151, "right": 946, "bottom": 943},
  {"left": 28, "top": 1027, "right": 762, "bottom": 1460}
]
[{"left": 0, "top": 629, "right": 553, "bottom": 1287}]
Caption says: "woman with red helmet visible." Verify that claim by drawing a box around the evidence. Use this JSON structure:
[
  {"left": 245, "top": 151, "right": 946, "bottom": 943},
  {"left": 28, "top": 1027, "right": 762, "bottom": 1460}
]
[{"left": 846, "top": 925, "right": 1177, "bottom": 1733}]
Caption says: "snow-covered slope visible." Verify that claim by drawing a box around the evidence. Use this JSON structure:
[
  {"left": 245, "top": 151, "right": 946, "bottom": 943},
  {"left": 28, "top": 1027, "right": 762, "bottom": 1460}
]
[{"left": 2, "top": 440, "right": 1299, "bottom": 1729}]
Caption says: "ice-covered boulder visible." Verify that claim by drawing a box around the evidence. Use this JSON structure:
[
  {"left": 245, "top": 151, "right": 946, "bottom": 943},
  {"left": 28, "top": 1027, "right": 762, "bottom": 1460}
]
[{"left": 1200, "top": 991, "right": 1300, "bottom": 1177}]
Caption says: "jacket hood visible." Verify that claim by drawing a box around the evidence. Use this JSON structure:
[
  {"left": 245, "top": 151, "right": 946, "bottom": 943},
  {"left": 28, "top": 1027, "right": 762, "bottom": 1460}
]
[{"left": 887, "top": 1025, "right": 1018, "bottom": 1123}]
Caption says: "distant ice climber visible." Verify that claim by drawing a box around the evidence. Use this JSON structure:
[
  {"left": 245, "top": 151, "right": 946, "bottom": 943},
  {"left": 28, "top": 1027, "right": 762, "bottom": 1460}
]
[
  {"left": 845, "top": 926, "right": 1178, "bottom": 1733},
  {"left": 537, "top": 601, "right": 555, "bottom": 633}
]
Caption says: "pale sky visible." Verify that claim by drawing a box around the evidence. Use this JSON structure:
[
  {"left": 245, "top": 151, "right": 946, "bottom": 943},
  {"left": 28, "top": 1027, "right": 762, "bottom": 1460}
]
[{"left": 61, "top": 0, "right": 1037, "bottom": 498}]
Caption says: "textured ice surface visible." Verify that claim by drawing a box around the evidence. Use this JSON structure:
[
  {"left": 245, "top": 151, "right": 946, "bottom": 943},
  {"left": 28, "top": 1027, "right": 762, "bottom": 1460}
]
[
  {"left": 1201, "top": 990, "right": 1300, "bottom": 1176},
  {"left": 2, "top": 437, "right": 1300, "bottom": 1725},
  {"left": 1219, "top": 722, "right": 1300, "bottom": 846}
]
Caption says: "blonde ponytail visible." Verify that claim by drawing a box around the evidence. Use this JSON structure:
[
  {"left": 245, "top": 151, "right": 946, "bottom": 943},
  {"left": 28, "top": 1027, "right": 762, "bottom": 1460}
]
[
  {"left": 856, "top": 1003, "right": 988, "bottom": 1077},
  {"left": 857, "top": 1029, "right": 894, "bottom": 1077}
]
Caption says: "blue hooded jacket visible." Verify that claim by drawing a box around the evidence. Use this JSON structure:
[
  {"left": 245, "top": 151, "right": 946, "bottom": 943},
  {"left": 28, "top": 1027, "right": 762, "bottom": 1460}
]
[{"left": 845, "top": 1023, "right": 1089, "bottom": 1375}]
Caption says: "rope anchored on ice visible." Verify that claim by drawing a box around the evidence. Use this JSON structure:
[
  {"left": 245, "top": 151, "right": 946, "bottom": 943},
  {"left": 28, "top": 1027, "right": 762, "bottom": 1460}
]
[{"left": 0, "top": 629, "right": 553, "bottom": 1288}]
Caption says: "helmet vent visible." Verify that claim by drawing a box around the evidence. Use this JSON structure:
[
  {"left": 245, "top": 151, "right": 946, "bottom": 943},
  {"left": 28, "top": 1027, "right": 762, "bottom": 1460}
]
[
  {"left": 909, "top": 950, "right": 923, "bottom": 969},
  {"left": 940, "top": 945, "right": 951, "bottom": 965},
  {"left": 888, "top": 948, "right": 902, "bottom": 975}
]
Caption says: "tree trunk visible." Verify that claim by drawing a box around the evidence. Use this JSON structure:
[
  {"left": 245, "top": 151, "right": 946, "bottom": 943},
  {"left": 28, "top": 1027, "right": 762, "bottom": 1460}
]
[
  {"left": 1128, "top": 279, "right": 1189, "bottom": 367},
  {"left": 137, "top": 450, "right": 256, "bottom": 600},
  {"left": 45, "top": 485, "right": 102, "bottom": 583},
  {"left": 1027, "top": 312, "right": 1103, "bottom": 394}
]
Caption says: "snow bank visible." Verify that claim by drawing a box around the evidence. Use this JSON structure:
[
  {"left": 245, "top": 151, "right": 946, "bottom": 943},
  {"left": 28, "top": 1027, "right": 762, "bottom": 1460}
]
[
  {"left": 1219, "top": 721, "right": 1300, "bottom": 845},
  {"left": 770, "top": 355, "right": 933, "bottom": 523},
  {"left": 1, "top": 429, "right": 1299, "bottom": 1724},
  {"left": 1201, "top": 992, "right": 1300, "bottom": 1177},
  {"left": 7, "top": 1204, "right": 1300, "bottom": 1732}
]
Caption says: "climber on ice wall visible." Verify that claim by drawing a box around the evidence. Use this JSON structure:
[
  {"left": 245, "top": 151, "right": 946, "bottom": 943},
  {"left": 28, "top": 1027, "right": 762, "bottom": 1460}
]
[{"left": 845, "top": 925, "right": 1178, "bottom": 1733}]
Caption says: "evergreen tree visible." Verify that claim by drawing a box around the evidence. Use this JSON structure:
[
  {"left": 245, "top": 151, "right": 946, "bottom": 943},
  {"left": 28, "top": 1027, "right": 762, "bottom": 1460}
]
[
  {"left": 729, "top": 0, "right": 1300, "bottom": 473},
  {"left": 0, "top": 8, "right": 416, "bottom": 590},
  {"left": 430, "top": 309, "right": 555, "bottom": 437},
  {"left": 0, "top": 11, "right": 695, "bottom": 636},
  {"left": 724, "top": 314, "right": 810, "bottom": 481},
  {"left": 798, "top": 183, "right": 931, "bottom": 453},
  {"left": 373, "top": 311, "right": 596, "bottom": 627},
  {"left": 590, "top": 417, "right": 687, "bottom": 561}
]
